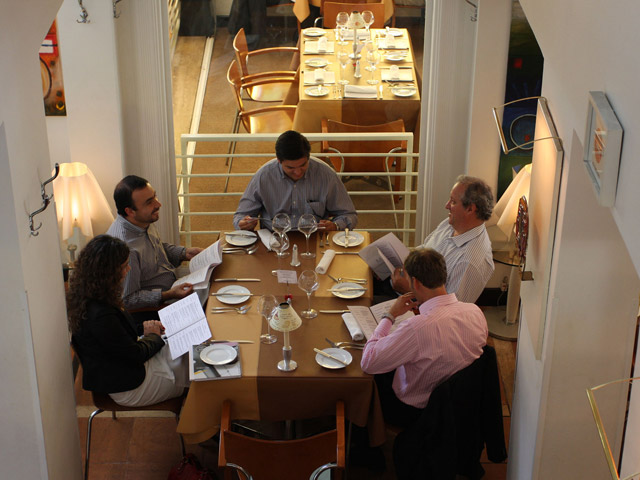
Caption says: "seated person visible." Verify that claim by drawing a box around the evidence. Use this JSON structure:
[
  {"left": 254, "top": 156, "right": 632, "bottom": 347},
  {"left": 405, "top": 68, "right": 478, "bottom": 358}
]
[
  {"left": 361, "top": 248, "right": 487, "bottom": 428},
  {"left": 383, "top": 175, "right": 495, "bottom": 304},
  {"left": 233, "top": 130, "right": 357, "bottom": 232},
  {"left": 68, "top": 235, "right": 188, "bottom": 407},
  {"left": 107, "top": 175, "right": 202, "bottom": 310}
]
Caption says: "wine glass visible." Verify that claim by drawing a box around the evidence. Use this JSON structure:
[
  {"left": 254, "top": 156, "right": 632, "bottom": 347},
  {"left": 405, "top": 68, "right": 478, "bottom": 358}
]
[
  {"left": 297, "top": 213, "right": 318, "bottom": 258},
  {"left": 297, "top": 270, "right": 319, "bottom": 319},
  {"left": 362, "top": 10, "right": 374, "bottom": 34},
  {"left": 272, "top": 212, "right": 291, "bottom": 235},
  {"left": 337, "top": 50, "right": 350, "bottom": 85},
  {"left": 336, "top": 12, "right": 349, "bottom": 45},
  {"left": 366, "top": 49, "right": 379, "bottom": 85},
  {"left": 269, "top": 231, "right": 290, "bottom": 257},
  {"left": 257, "top": 295, "right": 278, "bottom": 344}
]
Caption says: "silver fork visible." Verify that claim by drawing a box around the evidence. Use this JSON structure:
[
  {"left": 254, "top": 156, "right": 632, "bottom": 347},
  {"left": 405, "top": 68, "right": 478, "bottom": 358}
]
[
  {"left": 327, "top": 274, "right": 367, "bottom": 284},
  {"left": 319, "top": 231, "right": 325, "bottom": 248},
  {"left": 210, "top": 305, "right": 252, "bottom": 314}
]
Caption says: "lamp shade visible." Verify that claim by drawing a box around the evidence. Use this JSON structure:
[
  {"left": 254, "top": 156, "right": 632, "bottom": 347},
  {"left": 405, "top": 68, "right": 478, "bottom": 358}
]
[
  {"left": 269, "top": 302, "right": 302, "bottom": 332},
  {"left": 348, "top": 11, "right": 365, "bottom": 28},
  {"left": 52, "top": 162, "right": 114, "bottom": 241}
]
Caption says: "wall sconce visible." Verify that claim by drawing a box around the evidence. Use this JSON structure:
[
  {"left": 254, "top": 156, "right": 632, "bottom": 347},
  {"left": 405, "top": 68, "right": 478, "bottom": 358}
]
[
  {"left": 52, "top": 162, "right": 114, "bottom": 267},
  {"left": 492, "top": 96, "right": 561, "bottom": 154}
]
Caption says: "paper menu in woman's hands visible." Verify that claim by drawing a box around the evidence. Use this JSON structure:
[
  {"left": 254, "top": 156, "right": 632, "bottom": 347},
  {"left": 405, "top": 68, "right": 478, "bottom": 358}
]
[
  {"left": 357, "top": 233, "right": 410, "bottom": 280},
  {"left": 159, "top": 293, "right": 212, "bottom": 360}
]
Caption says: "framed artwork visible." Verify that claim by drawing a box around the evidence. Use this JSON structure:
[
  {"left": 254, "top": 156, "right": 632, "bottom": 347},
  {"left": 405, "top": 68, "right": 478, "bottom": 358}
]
[
  {"left": 39, "top": 20, "right": 66, "bottom": 116},
  {"left": 583, "top": 91, "right": 623, "bottom": 207}
]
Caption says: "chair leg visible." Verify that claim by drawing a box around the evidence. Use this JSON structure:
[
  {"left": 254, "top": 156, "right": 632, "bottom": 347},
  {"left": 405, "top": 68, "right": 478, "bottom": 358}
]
[
  {"left": 225, "top": 113, "right": 241, "bottom": 193},
  {"left": 174, "top": 415, "right": 187, "bottom": 457},
  {"left": 85, "top": 408, "right": 104, "bottom": 480}
]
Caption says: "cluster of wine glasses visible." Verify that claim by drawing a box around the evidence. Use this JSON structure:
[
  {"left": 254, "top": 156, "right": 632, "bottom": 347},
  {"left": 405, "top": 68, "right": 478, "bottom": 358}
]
[
  {"left": 297, "top": 270, "right": 319, "bottom": 319},
  {"left": 270, "top": 212, "right": 291, "bottom": 257},
  {"left": 257, "top": 294, "right": 278, "bottom": 344}
]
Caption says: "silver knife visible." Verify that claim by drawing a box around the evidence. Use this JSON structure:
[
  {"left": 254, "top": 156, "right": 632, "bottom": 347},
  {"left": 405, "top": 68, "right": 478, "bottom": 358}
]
[
  {"left": 223, "top": 231, "right": 257, "bottom": 237},
  {"left": 345, "top": 228, "right": 350, "bottom": 248},
  {"left": 328, "top": 287, "right": 367, "bottom": 293},
  {"left": 214, "top": 278, "right": 261, "bottom": 282},
  {"left": 334, "top": 252, "right": 360, "bottom": 255},
  {"left": 210, "top": 292, "right": 257, "bottom": 296},
  {"left": 314, "top": 348, "right": 349, "bottom": 366},
  {"left": 319, "top": 309, "right": 350, "bottom": 314}
]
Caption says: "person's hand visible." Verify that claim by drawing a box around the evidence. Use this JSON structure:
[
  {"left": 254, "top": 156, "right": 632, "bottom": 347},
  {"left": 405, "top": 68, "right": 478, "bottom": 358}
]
[
  {"left": 391, "top": 267, "right": 411, "bottom": 294},
  {"left": 318, "top": 220, "right": 338, "bottom": 231},
  {"left": 142, "top": 320, "right": 164, "bottom": 336},
  {"left": 185, "top": 247, "right": 203, "bottom": 260},
  {"left": 389, "top": 292, "right": 419, "bottom": 318},
  {"left": 163, "top": 283, "right": 194, "bottom": 301},
  {"left": 238, "top": 216, "right": 258, "bottom": 230}
]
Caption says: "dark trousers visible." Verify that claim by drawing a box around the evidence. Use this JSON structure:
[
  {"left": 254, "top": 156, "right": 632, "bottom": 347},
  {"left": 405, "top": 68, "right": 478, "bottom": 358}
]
[{"left": 375, "top": 371, "right": 422, "bottom": 429}]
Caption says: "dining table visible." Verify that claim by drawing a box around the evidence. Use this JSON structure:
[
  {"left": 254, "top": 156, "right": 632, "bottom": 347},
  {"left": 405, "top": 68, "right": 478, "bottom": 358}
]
[
  {"left": 284, "top": 27, "right": 421, "bottom": 137},
  {"left": 176, "top": 230, "right": 386, "bottom": 447}
]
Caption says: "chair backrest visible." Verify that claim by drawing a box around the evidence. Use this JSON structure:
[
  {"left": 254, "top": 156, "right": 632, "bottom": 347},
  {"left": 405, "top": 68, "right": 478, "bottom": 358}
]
[
  {"left": 233, "top": 28, "right": 252, "bottom": 77},
  {"left": 321, "top": 118, "right": 406, "bottom": 173},
  {"left": 219, "top": 399, "right": 345, "bottom": 480},
  {"left": 322, "top": 2, "right": 385, "bottom": 29},
  {"left": 227, "top": 59, "right": 246, "bottom": 112},
  {"left": 393, "top": 345, "right": 507, "bottom": 480}
]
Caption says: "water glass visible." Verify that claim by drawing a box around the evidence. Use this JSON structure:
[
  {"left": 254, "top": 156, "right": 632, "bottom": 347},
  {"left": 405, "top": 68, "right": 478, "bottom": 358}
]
[
  {"left": 337, "top": 50, "right": 350, "bottom": 85},
  {"left": 362, "top": 10, "right": 374, "bottom": 33},
  {"left": 269, "top": 231, "right": 290, "bottom": 257},
  {"left": 272, "top": 212, "right": 291, "bottom": 234},
  {"left": 298, "top": 214, "right": 318, "bottom": 258},
  {"left": 366, "top": 49, "right": 379, "bottom": 85},
  {"left": 257, "top": 295, "right": 278, "bottom": 344},
  {"left": 297, "top": 270, "right": 319, "bottom": 319},
  {"left": 336, "top": 12, "right": 349, "bottom": 45}
]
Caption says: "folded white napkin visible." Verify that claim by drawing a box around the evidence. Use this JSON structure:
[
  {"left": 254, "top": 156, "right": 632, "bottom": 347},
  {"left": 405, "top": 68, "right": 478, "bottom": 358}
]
[
  {"left": 385, "top": 32, "right": 395, "bottom": 48},
  {"left": 379, "top": 39, "right": 409, "bottom": 50},
  {"left": 303, "top": 70, "right": 336, "bottom": 85},
  {"left": 257, "top": 228, "right": 272, "bottom": 251},
  {"left": 345, "top": 30, "right": 370, "bottom": 41},
  {"left": 305, "top": 41, "right": 335, "bottom": 54},
  {"left": 342, "top": 313, "right": 365, "bottom": 341},
  {"left": 315, "top": 249, "right": 336, "bottom": 274},
  {"left": 344, "top": 85, "right": 377, "bottom": 98},
  {"left": 381, "top": 68, "right": 413, "bottom": 82},
  {"left": 318, "top": 36, "right": 328, "bottom": 50}
]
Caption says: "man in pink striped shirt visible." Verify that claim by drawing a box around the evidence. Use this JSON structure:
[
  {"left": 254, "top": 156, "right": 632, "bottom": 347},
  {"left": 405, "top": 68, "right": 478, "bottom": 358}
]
[{"left": 361, "top": 248, "right": 488, "bottom": 427}]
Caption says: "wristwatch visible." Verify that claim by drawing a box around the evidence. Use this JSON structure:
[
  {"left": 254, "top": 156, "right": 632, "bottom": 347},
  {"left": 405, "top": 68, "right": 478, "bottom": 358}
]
[{"left": 381, "top": 312, "right": 396, "bottom": 324}]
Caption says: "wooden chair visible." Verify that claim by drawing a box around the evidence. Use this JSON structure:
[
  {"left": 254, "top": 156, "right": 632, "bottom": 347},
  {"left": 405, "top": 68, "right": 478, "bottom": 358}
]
[
  {"left": 84, "top": 391, "right": 186, "bottom": 480},
  {"left": 319, "top": 1, "right": 386, "bottom": 29},
  {"left": 321, "top": 118, "right": 406, "bottom": 225},
  {"left": 233, "top": 28, "right": 299, "bottom": 102},
  {"left": 218, "top": 399, "right": 346, "bottom": 480}
]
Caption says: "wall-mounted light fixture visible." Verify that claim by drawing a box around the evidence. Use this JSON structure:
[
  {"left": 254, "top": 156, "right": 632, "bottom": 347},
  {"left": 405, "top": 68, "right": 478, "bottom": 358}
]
[{"left": 492, "top": 96, "right": 562, "bottom": 154}]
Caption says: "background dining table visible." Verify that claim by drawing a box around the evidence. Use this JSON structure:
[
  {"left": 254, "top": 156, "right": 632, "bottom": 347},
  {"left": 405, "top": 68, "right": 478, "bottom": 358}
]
[
  {"left": 292, "top": 0, "right": 396, "bottom": 27},
  {"left": 176, "top": 231, "right": 386, "bottom": 447},
  {"left": 284, "top": 28, "right": 421, "bottom": 137}
]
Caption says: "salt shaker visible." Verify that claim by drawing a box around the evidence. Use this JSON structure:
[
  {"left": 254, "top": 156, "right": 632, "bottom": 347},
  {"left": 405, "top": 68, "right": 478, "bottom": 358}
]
[{"left": 290, "top": 244, "right": 301, "bottom": 267}]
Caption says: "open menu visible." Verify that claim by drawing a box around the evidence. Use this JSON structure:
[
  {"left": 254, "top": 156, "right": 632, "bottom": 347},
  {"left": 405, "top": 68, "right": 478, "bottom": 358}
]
[
  {"left": 357, "top": 233, "right": 410, "bottom": 280},
  {"left": 171, "top": 240, "right": 223, "bottom": 291},
  {"left": 348, "top": 299, "right": 415, "bottom": 340},
  {"left": 158, "top": 292, "right": 212, "bottom": 359},
  {"left": 188, "top": 342, "right": 241, "bottom": 381}
]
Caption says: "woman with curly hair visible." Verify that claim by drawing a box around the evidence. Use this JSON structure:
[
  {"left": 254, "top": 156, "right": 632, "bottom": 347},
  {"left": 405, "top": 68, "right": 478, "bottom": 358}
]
[{"left": 68, "top": 234, "right": 188, "bottom": 407}]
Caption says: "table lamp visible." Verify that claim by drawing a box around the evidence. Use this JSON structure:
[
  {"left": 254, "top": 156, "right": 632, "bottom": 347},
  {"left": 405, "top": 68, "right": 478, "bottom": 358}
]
[
  {"left": 269, "top": 302, "right": 302, "bottom": 372},
  {"left": 485, "top": 164, "right": 532, "bottom": 340},
  {"left": 52, "top": 162, "right": 114, "bottom": 267}
]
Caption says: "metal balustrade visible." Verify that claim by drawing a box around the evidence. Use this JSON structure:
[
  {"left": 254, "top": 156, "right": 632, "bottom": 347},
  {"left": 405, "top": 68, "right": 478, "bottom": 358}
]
[{"left": 177, "top": 132, "right": 420, "bottom": 246}]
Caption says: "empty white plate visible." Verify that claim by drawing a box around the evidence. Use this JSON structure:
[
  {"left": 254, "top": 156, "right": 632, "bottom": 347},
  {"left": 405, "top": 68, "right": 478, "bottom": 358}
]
[
  {"left": 305, "top": 58, "right": 329, "bottom": 68},
  {"left": 391, "top": 86, "right": 417, "bottom": 97},
  {"left": 304, "top": 28, "right": 325, "bottom": 37},
  {"left": 315, "top": 348, "right": 353, "bottom": 369},
  {"left": 332, "top": 231, "right": 364, "bottom": 247},
  {"left": 215, "top": 285, "right": 251, "bottom": 304},
  {"left": 304, "top": 86, "right": 330, "bottom": 97},
  {"left": 330, "top": 282, "right": 366, "bottom": 299},
  {"left": 225, "top": 231, "right": 258, "bottom": 246},
  {"left": 200, "top": 344, "right": 237, "bottom": 365}
]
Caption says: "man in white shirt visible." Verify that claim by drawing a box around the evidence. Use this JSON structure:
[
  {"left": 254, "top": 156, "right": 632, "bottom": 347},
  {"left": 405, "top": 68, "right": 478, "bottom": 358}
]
[{"left": 389, "top": 175, "right": 494, "bottom": 304}]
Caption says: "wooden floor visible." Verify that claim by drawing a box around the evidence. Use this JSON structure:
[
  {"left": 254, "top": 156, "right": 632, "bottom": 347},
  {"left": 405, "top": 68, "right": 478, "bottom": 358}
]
[{"left": 76, "top": 15, "right": 515, "bottom": 480}]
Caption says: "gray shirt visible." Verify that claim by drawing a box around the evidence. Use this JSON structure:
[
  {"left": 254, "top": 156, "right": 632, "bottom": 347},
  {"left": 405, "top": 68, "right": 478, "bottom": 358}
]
[
  {"left": 106, "top": 215, "right": 186, "bottom": 309},
  {"left": 232, "top": 157, "right": 357, "bottom": 231}
]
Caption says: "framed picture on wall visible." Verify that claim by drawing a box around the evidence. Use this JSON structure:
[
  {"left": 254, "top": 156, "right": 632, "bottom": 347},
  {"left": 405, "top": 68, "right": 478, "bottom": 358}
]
[{"left": 583, "top": 91, "right": 623, "bottom": 207}]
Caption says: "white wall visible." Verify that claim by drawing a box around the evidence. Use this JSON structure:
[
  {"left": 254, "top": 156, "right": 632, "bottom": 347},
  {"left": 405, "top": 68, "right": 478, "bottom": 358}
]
[
  {"left": 506, "top": 0, "right": 640, "bottom": 478},
  {"left": 0, "top": 1, "right": 82, "bottom": 478}
]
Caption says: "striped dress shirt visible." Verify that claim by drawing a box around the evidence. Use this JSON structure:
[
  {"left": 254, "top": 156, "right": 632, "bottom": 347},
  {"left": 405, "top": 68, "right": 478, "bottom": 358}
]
[
  {"left": 422, "top": 219, "right": 494, "bottom": 303},
  {"left": 232, "top": 157, "right": 357, "bottom": 231},
  {"left": 106, "top": 215, "right": 186, "bottom": 309},
  {"left": 361, "top": 293, "right": 487, "bottom": 408}
]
